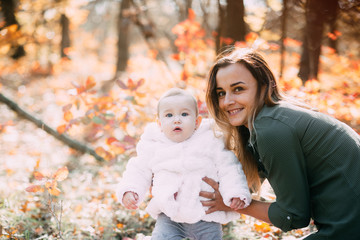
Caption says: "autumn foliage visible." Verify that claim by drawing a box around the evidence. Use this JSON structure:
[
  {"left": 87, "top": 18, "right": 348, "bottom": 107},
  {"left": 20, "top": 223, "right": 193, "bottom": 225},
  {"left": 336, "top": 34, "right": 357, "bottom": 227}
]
[{"left": 0, "top": 3, "right": 359, "bottom": 240}]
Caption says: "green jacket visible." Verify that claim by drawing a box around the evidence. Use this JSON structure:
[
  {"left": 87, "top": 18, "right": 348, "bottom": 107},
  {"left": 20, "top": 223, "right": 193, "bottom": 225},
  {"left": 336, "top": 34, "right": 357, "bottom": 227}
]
[{"left": 249, "top": 102, "right": 360, "bottom": 239}]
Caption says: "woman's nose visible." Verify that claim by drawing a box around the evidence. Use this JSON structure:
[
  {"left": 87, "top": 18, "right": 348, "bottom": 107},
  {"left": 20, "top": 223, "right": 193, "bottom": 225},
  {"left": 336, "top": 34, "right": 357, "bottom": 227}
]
[{"left": 223, "top": 93, "right": 235, "bottom": 105}]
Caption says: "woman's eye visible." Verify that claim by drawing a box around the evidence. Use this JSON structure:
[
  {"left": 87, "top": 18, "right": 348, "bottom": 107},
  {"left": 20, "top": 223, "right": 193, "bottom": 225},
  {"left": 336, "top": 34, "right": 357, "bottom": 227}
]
[
  {"left": 217, "top": 91, "right": 225, "bottom": 98},
  {"left": 165, "top": 113, "right": 173, "bottom": 117},
  {"left": 234, "top": 87, "right": 244, "bottom": 92},
  {"left": 181, "top": 112, "right": 189, "bottom": 117}
]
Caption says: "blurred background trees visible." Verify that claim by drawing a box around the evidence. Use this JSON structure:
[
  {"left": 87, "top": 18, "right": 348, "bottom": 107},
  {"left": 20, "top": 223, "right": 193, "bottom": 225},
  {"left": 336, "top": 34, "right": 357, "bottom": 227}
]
[{"left": 1, "top": 0, "right": 359, "bottom": 83}]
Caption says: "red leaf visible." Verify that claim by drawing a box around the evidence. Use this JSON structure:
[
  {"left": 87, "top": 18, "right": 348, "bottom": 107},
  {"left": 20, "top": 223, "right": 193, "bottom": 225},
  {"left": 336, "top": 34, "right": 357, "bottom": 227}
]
[{"left": 26, "top": 185, "right": 43, "bottom": 193}]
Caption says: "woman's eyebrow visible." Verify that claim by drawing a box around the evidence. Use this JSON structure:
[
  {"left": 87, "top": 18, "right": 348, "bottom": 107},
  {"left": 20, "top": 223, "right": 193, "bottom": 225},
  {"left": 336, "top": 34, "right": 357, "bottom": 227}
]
[{"left": 230, "top": 81, "right": 244, "bottom": 87}]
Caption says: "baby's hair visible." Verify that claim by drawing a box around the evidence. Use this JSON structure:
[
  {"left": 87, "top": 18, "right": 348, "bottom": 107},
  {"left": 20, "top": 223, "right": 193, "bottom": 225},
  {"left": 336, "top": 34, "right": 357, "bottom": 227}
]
[{"left": 157, "top": 88, "right": 199, "bottom": 116}]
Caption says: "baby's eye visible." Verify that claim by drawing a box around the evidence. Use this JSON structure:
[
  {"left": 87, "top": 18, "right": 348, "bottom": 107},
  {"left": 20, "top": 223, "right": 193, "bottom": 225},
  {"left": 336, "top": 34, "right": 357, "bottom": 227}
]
[
  {"left": 181, "top": 112, "right": 189, "bottom": 117},
  {"left": 165, "top": 113, "right": 173, "bottom": 117}
]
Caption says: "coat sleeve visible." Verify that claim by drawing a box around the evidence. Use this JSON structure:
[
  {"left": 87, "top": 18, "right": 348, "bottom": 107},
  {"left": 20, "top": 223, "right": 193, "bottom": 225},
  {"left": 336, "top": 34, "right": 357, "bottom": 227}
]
[
  {"left": 116, "top": 155, "right": 153, "bottom": 206},
  {"left": 116, "top": 137, "right": 153, "bottom": 206},
  {"left": 213, "top": 137, "right": 251, "bottom": 207},
  {"left": 256, "top": 118, "right": 311, "bottom": 232}
]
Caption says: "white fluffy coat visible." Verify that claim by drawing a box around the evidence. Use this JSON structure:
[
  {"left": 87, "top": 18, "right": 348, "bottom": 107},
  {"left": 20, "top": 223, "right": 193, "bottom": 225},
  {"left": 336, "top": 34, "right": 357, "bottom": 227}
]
[{"left": 117, "top": 119, "right": 251, "bottom": 224}]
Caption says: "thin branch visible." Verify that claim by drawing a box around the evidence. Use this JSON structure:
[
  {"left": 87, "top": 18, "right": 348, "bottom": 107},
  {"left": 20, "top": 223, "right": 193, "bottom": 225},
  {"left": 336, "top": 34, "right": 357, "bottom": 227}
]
[{"left": 0, "top": 92, "right": 105, "bottom": 162}]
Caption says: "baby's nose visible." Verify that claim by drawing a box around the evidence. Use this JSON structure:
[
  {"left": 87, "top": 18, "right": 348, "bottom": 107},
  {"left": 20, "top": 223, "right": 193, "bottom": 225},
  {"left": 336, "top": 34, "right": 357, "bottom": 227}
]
[{"left": 174, "top": 116, "right": 181, "bottom": 123}]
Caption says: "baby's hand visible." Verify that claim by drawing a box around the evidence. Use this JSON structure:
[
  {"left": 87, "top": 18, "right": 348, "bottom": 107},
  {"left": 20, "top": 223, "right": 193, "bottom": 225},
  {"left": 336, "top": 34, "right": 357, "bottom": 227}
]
[
  {"left": 122, "top": 191, "right": 139, "bottom": 210},
  {"left": 230, "top": 197, "right": 245, "bottom": 210}
]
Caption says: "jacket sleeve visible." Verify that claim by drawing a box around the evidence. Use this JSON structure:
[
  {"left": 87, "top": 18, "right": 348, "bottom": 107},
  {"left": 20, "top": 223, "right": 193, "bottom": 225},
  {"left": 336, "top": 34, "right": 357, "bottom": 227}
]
[
  {"left": 214, "top": 137, "right": 251, "bottom": 208},
  {"left": 256, "top": 117, "right": 311, "bottom": 232},
  {"left": 116, "top": 155, "right": 153, "bottom": 206}
]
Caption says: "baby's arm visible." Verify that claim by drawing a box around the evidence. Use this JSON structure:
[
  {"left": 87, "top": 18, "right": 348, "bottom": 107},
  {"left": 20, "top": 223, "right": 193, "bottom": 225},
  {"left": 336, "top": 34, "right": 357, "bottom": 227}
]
[
  {"left": 230, "top": 197, "right": 246, "bottom": 210},
  {"left": 122, "top": 191, "right": 139, "bottom": 210}
]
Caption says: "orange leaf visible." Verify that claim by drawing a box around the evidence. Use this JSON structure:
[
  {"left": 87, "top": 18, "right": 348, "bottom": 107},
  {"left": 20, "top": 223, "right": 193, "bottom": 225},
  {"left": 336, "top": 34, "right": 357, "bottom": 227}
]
[
  {"left": 86, "top": 76, "right": 96, "bottom": 90},
  {"left": 53, "top": 166, "right": 69, "bottom": 181},
  {"left": 327, "top": 32, "right": 337, "bottom": 40},
  {"left": 106, "top": 137, "right": 118, "bottom": 145},
  {"left": 35, "top": 158, "right": 41, "bottom": 169},
  {"left": 95, "top": 147, "right": 114, "bottom": 161},
  {"left": 57, "top": 124, "right": 67, "bottom": 134},
  {"left": 284, "top": 37, "right": 302, "bottom": 47},
  {"left": 26, "top": 185, "right": 44, "bottom": 193},
  {"left": 188, "top": 8, "right": 196, "bottom": 21},
  {"left": 64, "top": 111, "right": 73, "bottom": 122},
  {"left": 110, "top": 143, "right": 125, "bottom": 155},
  {"left": 245, "top": 32, "right": 258, "bottom": 43},
  {"left": 74, "top": 204, "right": 83, "bottom": 213},
  {"left": 7, "top": 24, "right": 18, "bottom": 33},
  {"left": 148, "top": 49, "right": 158, "bottom": 59},
  {"left": 33, "top": 171, "right": 44, "bottom": 180},
  {"left": 171, "top": 53, "right": 181, "bottom": 61},
  {"left": 77, "top": 86, "right": 85, "bottom": 94},
  {"left": 45, "top": 181, "right": 61, "bottom": 196}
]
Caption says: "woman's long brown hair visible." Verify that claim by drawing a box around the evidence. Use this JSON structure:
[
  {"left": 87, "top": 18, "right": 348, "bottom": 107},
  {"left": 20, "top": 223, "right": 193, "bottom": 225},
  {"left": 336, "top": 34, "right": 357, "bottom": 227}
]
[{"left": 206, "top": 48, "right": 283, "bottom": 192}]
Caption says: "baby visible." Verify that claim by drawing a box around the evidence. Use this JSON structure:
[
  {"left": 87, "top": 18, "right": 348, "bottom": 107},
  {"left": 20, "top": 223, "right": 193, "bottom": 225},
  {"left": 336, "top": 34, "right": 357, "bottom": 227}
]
[{"left": 117, "top": 88, "right": 251, "bottom": 239}]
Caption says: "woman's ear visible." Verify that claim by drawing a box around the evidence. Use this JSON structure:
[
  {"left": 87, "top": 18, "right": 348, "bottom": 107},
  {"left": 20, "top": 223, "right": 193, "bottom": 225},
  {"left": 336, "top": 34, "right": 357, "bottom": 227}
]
[{"left": 195, "top": 115, "right": 202, "bottom": 129}]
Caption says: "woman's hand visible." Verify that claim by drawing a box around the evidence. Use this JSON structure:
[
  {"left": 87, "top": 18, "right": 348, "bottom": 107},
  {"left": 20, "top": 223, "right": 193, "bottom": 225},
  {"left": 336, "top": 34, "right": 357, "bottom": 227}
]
[
  {"left": 200, "top": 177, "right": 272, "bottom": 223},
  {"left": 199, "top": 176, "right": 232, "bottom": 214}
]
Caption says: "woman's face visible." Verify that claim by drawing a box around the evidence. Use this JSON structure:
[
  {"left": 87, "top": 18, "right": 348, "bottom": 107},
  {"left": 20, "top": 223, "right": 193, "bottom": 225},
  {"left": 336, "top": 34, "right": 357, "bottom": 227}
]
[{"left": 215, "top": 63, "right": 260, "bottom": 128}]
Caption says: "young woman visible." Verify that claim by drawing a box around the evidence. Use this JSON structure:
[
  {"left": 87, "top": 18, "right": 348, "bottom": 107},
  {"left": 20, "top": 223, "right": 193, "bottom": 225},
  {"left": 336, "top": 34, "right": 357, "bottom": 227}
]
[{"left": 200, "top": 48, "right": 360, "bottom": 239}]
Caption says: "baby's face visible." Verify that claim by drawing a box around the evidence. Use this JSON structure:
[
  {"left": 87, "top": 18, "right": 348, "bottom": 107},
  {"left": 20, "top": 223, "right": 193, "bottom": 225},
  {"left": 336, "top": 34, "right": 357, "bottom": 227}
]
[{"left": 158, "top": 95, "right": 199, "bottom": 143}]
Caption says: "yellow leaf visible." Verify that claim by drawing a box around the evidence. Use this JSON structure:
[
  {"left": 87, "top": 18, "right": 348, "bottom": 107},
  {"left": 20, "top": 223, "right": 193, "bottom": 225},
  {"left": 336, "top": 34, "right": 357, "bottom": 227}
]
[
  {"left": 254, "top": 222, "right": 272, "bottom": 233},
  {"left": 53, "top": 166, "right": 69, "bottom": 181}
]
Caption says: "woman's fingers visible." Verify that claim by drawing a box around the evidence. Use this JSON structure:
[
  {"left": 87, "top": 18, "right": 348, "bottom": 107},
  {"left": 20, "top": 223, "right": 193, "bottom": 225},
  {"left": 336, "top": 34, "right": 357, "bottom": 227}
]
[
  {"left": 202, "top": 177, "right": 219, "bottom": 191},
  {"left": 199, "top": 190, "right": 215, "bottom": 199}
]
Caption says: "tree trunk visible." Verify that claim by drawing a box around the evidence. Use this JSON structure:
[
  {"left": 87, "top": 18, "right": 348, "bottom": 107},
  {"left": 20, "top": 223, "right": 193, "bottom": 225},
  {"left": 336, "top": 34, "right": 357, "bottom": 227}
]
[
  {"left": 327, "top": 1, "right": 339, "bottom": 53},
  {"left": 116, "top": 0, "right": 131, "bottom": 75},
  {"left": 225, "top": 0, "right": 246, "bottom": 42},
  {"left": 0, "top": 0, "right": 25, "bottom": 59},
  {"left": 216, "top": 0, "right": 246, "bottom": 52},
  {"left": 279, "top": 0, "right": 288, "bottom": 80},
  {"left": 298, "top": 0, "right": 338, "bottom": 83},
  {"left": 175, "top": 0, "right": 193, "bottom": 22},
  {"left": 215, "top": 0, "right": 226, "bottom": 53},
  {"left": 60, "top": 14, "right": 71, "bottom": 59}
]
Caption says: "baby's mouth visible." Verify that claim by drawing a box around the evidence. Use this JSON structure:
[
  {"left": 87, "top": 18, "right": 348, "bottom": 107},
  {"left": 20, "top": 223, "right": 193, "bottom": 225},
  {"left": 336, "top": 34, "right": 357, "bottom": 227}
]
[{"left": 173, "top": 127, "right": 182, "bottom": 132}]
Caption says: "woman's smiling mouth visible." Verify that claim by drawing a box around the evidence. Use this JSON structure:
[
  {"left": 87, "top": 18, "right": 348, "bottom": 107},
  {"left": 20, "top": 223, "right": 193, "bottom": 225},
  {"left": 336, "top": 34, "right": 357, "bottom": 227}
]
[{"left": 228, "top": 108, "right": 243, "bottom": 116}]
